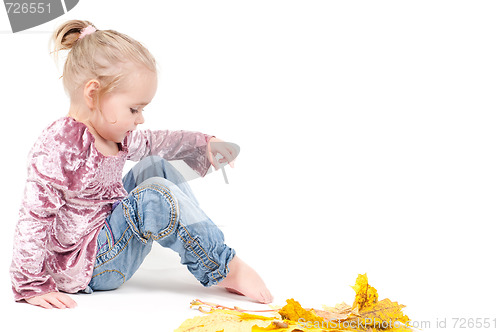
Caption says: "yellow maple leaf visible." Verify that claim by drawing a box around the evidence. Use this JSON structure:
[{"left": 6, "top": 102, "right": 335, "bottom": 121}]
[
  {"left": 175, "top": 274, "right": 411, "bottom": 332},
  {"left": 251, "top": 322, "right": 343, "bottom": 331},
  {"left": 278, "top": 298, "right": 326, "bottom": 323},
  {"left": 352, "top": 273, "right": 378, "bottom": 311},
  {"left": 174, "top": 309, "right": 275, "bottom": 332},
  {"left": 349, "top": 300, "right": 411, "bottom": 331},
  {"left": 348, "top": 274, "right": 411, "bottom": 331},
  {"left": 316, "top": 302, "right": 358, "bottom": 322}
]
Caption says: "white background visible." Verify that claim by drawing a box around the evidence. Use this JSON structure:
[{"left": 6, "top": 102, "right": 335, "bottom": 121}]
[{"left": 0, "top": 1, "right": 499, "bottom": 331}]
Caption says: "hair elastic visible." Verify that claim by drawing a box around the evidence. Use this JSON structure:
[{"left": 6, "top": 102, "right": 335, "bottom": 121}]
[{"left": 79, "top": 25, "right": 96, "bottom": 39}]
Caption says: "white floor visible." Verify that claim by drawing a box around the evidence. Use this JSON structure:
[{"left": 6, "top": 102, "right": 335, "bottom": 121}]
[
  {"left": 1, "top": 161, "right": 499, "bottom": 332},
  {"left": 2, "top": 226, "right": 499, "bottom": 332},
  {"left": 2, "top": 243, "right": 269, "bottom": 331}
]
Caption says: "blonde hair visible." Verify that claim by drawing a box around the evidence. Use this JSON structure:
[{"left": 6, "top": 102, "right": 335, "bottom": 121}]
[{"left": 50, "top": 20, "right": 157, "bottom": 108}]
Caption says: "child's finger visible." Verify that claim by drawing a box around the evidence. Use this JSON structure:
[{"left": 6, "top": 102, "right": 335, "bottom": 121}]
[
  {"left": 39, "top": 299, "right": 53, "bottom": 309},
  {"left": 59, "top": 294, "right": 78, "bottom": 308},
  {"left": 28, "top": 297, "right": 52, "bottom": 309},
  {"left": 48, "top": 297, "right": 67, "bottom": 309},
  {"left": 218, "top": 158, "right": 235, "bottom": 168},
  {"left": 219, "top": 149, "right": 235, "bottom": 166}
]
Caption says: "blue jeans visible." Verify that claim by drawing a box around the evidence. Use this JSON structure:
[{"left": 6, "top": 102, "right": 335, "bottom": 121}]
[{"left": 85, "top": 156, "right": 235, "bottom": 292}]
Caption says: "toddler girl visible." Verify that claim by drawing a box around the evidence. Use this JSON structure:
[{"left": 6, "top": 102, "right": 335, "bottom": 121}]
[{"left": 10, "top": 20, "right": 272, "bottom": 309}]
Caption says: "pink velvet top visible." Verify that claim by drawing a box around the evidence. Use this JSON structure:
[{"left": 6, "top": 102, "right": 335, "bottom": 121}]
[{"left": 10, "top": 117, "right": 212, "bottom": 301}]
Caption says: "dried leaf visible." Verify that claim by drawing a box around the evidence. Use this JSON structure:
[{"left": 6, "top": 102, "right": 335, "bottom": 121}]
[
  {"left": 317, "top": 302, "right": 358, "bottom": 321},
  {"left": 175, "top": 274, "right": 411, "bottom": 332},
  {"left": 350, "top": 274, "right": 411, "bottom": 331},
  {"left": 357, "top": 298, "right": 410, "bottom": 328},
  {"left": 352, "top": 273, "right": 378, "bottom": 311},
  {"left": 174, "top": 309, "right": 275, "bottom": 332},
  {"left": 322, "top": 302, "right": 354, "bottom": 314},
  {"left": 278, "top": 298, "right": 326, "bottom": 323}
]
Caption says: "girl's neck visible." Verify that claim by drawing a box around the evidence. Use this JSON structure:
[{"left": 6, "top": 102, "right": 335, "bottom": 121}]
[
  {"left": 68, "top": 108, "right": 120, "bottom": 157},
  {"left": 85, "top": 122, "right": 120, "bottom": 157},
  {"left": 93, "top": 137, "right": 120, "bottom": 156}
]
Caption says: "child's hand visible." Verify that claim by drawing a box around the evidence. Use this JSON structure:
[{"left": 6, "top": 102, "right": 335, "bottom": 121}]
[
  {"left": 25, "top": 291, "right": 77, "bottom": 309},
  {"left": 207, "top": 137, "right": 239, "bottom": 170}
]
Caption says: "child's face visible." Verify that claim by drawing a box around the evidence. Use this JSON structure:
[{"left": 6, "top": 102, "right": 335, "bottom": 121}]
[{"left": 92, "top": 66, "right": 157, "bottom": 143}]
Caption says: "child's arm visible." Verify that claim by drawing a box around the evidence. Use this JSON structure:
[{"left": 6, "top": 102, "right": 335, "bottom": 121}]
[
  {"left": 126, "top": 129, "right": 214, "bottom": 176},
  {"left": 10, "top": 128, "right": 72, "bottom": 304},
  {"left": 10, "top": 177, "right": 64, "bottom": 302}
]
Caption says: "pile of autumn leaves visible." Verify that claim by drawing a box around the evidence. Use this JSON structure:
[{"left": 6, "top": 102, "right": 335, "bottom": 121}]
[{"left": 175, "top": 274, "right": 411, "bottom": 331}]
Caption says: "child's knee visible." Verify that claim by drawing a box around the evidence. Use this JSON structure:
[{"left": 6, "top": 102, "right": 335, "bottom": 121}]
[
  {"left": 129, "top": 156, "right": 170, "bottom": 186},
  {"left": 138, "top": 176, "right": 176, "bottom": 194},
  {"left": 125, "top": 177, "right": 180, "bottom": 241},
  {"left": 133, "top": 156, "right": 186, "bottom": 186}
]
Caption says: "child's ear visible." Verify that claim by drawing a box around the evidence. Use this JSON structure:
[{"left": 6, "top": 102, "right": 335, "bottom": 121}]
[{"left": 83, "top": 79, "right": 100, "bottom": 110}]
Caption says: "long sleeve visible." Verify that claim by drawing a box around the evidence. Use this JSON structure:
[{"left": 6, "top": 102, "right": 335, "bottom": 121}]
[
  {"left": 10, "top": 179, "right": 64, "bottom": 301},
  {"left": 10, "top": 141, "right": 69, "bottom": 301},
  {"left": 126, "top": 129, "right": 213, "bottom": 177}
]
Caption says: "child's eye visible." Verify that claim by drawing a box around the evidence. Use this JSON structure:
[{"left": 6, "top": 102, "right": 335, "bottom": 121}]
[{"left": 130, "top": 108, "right": 139, "bottom": 114}]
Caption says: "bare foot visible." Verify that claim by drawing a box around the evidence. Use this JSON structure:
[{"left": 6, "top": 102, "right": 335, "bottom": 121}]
[
  {"left": 225, "top": 287, "right": 244, "bottom": 296},
  {"left": 217, "top": 255, "right": 273, "bottom": 304}
]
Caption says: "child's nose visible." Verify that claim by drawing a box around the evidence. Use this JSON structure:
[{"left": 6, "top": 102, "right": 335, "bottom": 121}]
[{"left": 135, "top": 112, "right": 145, "bottom": 125}]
